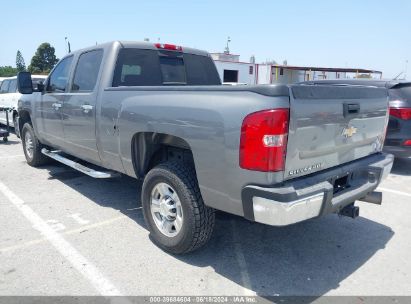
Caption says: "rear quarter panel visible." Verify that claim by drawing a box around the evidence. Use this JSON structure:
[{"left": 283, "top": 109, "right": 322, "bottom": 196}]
[{"left": 100, "top": 88, "right": 289, "bottom": 216}]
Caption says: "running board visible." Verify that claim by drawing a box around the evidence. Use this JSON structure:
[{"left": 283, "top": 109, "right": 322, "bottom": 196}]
[{"left": 41, "top": 148, "right": 119, "bottom": 179}]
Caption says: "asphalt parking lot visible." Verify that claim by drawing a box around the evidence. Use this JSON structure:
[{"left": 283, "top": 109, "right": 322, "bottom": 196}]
[{"left": 0, "top": 133, "right": 410, "bottom": 297}]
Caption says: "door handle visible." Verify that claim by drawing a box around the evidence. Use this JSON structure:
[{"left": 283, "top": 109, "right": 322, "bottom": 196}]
[
  {"left": 52, "top": 103, "right": 62, "bottom": 110},
  {"left": 81, "top": 104, "right": 93, "bottom": 114}
]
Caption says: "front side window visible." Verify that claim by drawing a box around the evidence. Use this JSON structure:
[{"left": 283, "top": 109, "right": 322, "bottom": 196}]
[
  {"left": 8, "top": 80, "right": 17, "bottom": 93},
  {"left": 47, "top": 56, "right": 74, "bottom": 92},
  {"left": 72, "top": 50, "right": 103, "bottom": 92}
]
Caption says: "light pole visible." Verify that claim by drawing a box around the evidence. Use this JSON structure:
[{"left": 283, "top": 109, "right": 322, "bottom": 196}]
[
  {"left": 224, "top": 36, "right": 231, "bottom": 54},
  {"left": 65, "top": 37, "right": 71, "bottom": 53}
]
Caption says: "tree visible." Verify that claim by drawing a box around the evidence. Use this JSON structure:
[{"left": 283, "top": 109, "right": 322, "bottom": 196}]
[
  {"left": 16, "top": 50, "right": 26, "bottom": 72},
  {"left": 28, "top": 43, "right": 59, "bottom": 74},
  {"left": 0, "top": 66, "right": 18, "bottom": 77}
]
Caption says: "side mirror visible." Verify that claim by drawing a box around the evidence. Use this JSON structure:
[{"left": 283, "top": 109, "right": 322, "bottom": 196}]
[{"left": 17, "top": 72, "right": 33, "bottom": 94}]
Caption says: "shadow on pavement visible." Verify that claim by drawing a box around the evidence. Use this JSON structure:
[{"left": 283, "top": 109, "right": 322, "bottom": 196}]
[
  {"left": 0, "top": 139, "right": 20, "bottom": 146},
  {"left": 42, "top": 162, "right": 393, "bottom": 298},
  {"left": 390, "top": 157, "right": 411, "bottom": 176},
  {"left": 0, "top": 128, "right": 20, "bottom": 145}
]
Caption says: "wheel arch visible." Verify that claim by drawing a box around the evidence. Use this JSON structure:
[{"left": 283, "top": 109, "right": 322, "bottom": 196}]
[
  {"left": 18, "top": 109, "right": 32, "bottom": 131},
  {"left": 131, "top": 132, "right": 195, "bottom": 179}
]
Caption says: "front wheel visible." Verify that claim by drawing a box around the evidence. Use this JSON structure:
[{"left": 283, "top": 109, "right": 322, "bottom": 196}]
[
  {"left": 21, "top": 123, "right": 49, "bottom": 167},
  {"left": 142, "top": 161, "right": 215, "bottom": 254}
]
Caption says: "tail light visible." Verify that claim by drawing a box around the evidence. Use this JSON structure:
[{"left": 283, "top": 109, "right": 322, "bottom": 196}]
[
  {"left": 240, "top": 109, "right": 289, "bottom": 172},
  {"left": 389, "top": 107, "right": 411, "bottom": 120},
  {"left": 154, "top": 43, "right": 183, "bottom": 51},
  {"left": 403, "top": 140, "right": 411, "bottom": 146}
]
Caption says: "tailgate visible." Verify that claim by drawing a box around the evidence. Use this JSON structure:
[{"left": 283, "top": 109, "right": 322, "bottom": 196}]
[{"left": 284, "top": 84, "right": 388, "bottom": 180}]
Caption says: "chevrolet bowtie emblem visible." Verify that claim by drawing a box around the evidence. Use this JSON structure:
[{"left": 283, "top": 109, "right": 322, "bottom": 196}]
[{"left": 342, "top": 126, "right": 357, "bottom": 138}]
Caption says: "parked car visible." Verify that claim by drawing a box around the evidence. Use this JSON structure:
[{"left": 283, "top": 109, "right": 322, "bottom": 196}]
[
  {"left": 17, "top": 41, "right": 393, "bottom": 254},
  {"left": 302, "top": 79, "right": 411, "bottom": 158},
  {"left": 0, "top": 75, "right": 46, "bottom": 136}
]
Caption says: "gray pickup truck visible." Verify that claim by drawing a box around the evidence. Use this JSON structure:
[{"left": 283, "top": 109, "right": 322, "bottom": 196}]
[{"left": 17, "top": 41, "right": 393, "bottom": 254}]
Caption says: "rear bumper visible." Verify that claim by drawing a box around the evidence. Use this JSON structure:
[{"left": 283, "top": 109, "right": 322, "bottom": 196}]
[{"left": 241, "top": 153, "right": 394, "bottom": 226}]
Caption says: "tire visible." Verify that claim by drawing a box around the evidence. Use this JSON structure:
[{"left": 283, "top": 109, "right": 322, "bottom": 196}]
[
  {"left": 13, "top": 115, "right": 20, "bottom": 138},
  {"left": 142, "top": 161, "right": 215, "bottom": 254},
  {"left": 21, "top": 123, "right": 49, "bottom": 167}
]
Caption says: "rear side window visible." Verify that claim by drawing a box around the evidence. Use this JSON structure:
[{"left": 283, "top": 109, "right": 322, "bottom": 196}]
[
  {"left": 72, "top": 49, "right": 103, "bottom": 92},
  {"left": 0, "top": 80, "right": 10, "bottom": 93},
  {"left": 390, "top": 85, "right": 411, "bottom": 102},
  {"left": 398, "top": 87, "right": 411, "bottom": 101},
  {"left": 112, "top": 49, "right": 162, "bottom": 87},
  {"left": 112, "top": 48, "right": 221, "bottom": 87}
]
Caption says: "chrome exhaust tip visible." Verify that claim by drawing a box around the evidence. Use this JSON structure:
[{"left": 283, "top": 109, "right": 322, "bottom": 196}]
[{"left": 359, "top": 191, "right": 382, "bottom": 205}]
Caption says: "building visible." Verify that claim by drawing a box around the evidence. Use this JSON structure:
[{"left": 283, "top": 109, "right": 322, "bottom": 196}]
[
  {"left": 211, "top": 52, "right": 383, "bottom": 85},
  {"left": 210, "top": 52, "right": 255, "bottom": 84}
]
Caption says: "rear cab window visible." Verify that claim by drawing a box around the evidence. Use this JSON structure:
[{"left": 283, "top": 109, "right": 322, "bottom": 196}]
[
  {"left": 159, "top": 55, "right": 186, "bottom": 85},
  {"left": 112, "top": 48, "right": 221, "bottom": 87}
]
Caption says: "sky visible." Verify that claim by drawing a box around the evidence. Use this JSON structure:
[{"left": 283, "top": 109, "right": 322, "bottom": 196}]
[{"left": 0, "top": 0, "right": 410, "bottom": 79}]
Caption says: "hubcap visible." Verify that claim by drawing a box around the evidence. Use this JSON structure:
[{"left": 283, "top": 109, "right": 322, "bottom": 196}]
[
  {"left": 150, "top": 182, "right": 183, "bottom": 237},
  {"left": 24, "top": 132, "right": 34, "bottom": 159}
]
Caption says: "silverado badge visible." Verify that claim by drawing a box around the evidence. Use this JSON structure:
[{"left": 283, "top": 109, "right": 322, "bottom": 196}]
[{"left": 342, "top": 126, "right": 357, "bottom": 138}]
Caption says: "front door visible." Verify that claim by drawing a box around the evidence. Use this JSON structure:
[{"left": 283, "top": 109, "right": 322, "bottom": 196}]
[
  {"left": 62, "top": 49, "right": 103, "bottom": 163},
  {"left": 36, "top": 56, "right": 74, "bottom": 147}
]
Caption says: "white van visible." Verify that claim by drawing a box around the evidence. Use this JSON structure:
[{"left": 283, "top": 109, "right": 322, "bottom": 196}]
[{"left": 0, "top": 75, "right": 46, "bottom": 134}]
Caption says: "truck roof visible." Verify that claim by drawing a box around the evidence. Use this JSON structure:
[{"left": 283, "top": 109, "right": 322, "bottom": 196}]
[{"left": 67, "top": 41, "right": 210, "bottom": 58}]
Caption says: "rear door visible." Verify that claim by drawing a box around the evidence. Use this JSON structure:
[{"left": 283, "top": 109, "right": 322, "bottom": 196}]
[
  {"left": 36, "top": 56, "right": 74, "bottom": 147},
  {"left": 284, "top": 84, "right": 388, "bottom": 180},
  {"left": 62, "top": 49, "right": 103, "bottom": 163}
]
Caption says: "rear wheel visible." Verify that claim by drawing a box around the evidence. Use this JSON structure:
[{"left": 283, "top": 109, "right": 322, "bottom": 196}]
[
  {"left": 142, "top": 161, "right": 215, "bottom": 254},
  {"left": 21, "top": 123, "right": 49, "bottom": 167}
]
